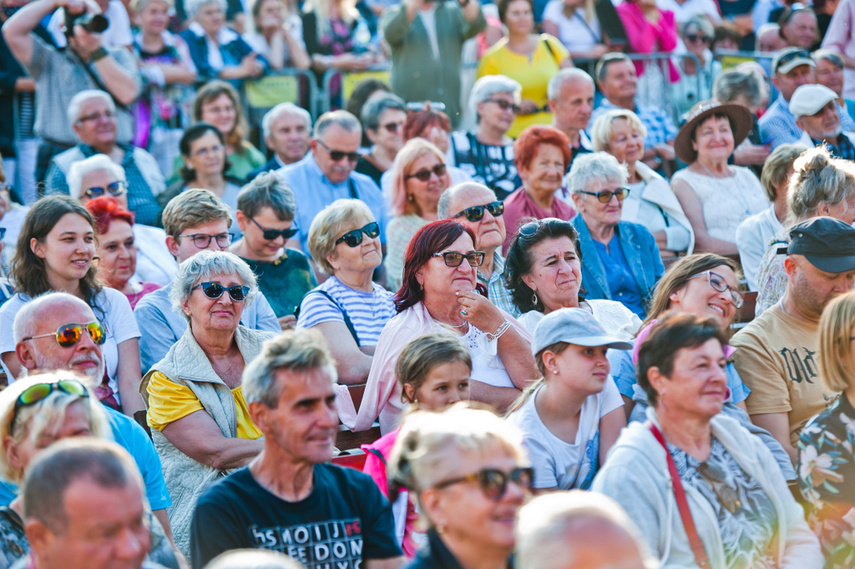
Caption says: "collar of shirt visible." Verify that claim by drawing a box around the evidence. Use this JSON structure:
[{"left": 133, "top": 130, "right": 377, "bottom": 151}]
[
  {"left": 188, "top": 21, "right": 239, "bottom": 44},
  {"left": 303, "top": 153, "right": 354, "bottom": 189},
  {"left": 478, "top": 251, "right": 505, "bottom": 284}
]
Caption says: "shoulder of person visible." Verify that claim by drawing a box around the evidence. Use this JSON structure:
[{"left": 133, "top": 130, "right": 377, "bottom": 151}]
[{"left": 730, "top": 305, "right": 784, "bottom": 347}]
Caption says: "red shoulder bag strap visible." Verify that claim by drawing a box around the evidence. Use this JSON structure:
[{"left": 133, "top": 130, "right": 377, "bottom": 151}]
[{"left": 648, "top": 422, "right": 710, "bottom": 568}]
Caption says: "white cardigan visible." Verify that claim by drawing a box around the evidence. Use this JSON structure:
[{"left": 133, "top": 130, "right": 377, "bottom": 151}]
[{"left": 591, "top": 408, "right": 822, "bottom": 569}]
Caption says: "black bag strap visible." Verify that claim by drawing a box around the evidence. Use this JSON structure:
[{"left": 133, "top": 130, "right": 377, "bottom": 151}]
[
  {"left": 78, "top": 51, "right": 130, "bottom": 113},
  {"left": 307, "top": 289, "right": 360, "bottom": 347}
]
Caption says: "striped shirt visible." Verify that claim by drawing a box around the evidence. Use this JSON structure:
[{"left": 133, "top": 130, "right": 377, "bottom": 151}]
[{"left": 296, "top": 276, "right": 396, "bottom": 347}]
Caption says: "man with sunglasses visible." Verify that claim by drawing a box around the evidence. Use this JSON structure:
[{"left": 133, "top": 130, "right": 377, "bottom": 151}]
[
  {"left": 732, "top": 217, "right": 855, "bottom": 464},
  {"left": 11, "top": 291, "right": 178, "bottom": 557},
  {"left": 277, "top": 110, "right": 387, "bottom": 257},
  {"left": 42, "top": 90, "right": 165, "bottom": 226},
  {"left": 759, "top": 47, "right": 819, "bottom": 150},
  {"left": 190, "top": 329, "right": 404, "bottom": 569},
  {"left": 439, "top": 182, "right": 518, "bottom": 316},
  {"left": 134, "top": 189, "right": 280, "bottom": 373}
]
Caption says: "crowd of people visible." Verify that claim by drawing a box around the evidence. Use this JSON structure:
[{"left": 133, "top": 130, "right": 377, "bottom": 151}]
[{"left": 2, "top": 0, "right": 855, "bottom": 568}]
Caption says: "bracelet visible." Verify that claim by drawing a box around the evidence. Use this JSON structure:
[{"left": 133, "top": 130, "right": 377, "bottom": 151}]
[
  {"left": 90, "top": 47, "right": 108, "bottom": 62},
  {"left": 486, "top": 320, "right": 510, "bottom": 343}
]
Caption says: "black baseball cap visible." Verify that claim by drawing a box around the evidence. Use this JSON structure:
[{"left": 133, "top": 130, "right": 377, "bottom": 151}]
[{"left": 788, "top": 217, "right": 855, "bottom": 273}]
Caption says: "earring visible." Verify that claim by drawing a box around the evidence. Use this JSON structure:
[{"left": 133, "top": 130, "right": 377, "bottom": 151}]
[
  {"left": 407, "top": 194, "right": 414, "bottom": 201},
  {"left": 552, "top": 370, "right": 558, "bottom": 375},
  {"left": 532, "top": 291, "right": 538, "bottom": 306}
]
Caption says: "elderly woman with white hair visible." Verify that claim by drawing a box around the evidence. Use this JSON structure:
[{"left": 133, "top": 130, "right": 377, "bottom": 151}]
[
  {"left": 296, "top": 199, "right": 396, "bottom": 385},
  {"left": 383, "top": 139, "right": 451, "bottom": 291},
  {"left": 672, "top": 15, "right": 721, "bottom": 117},
  {"left": 68, "top": 155, "right": 177, "bottom": 287},
  {"left": 591, "top": 109, "right": 694, "bottom": 260},
  {"left": 570, "top": 152, "right": 664, "bottom": 318},
  {"left": 141, "top": 250, "right": 275, "bottom": 557},
  {"left": 179, "top": 0, "right": 268, "bottom": 87},
  {"left": 447, "top": 75, "right": 523, "bottom": 200}
]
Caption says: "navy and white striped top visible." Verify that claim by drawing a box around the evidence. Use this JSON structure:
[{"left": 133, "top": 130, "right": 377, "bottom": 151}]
[{"left": 296, "top": 276, "right": 396, "bottom": 347}]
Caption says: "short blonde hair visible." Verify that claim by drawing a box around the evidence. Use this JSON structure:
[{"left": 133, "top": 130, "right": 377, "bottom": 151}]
[
  {"left": 387, "top": 404, "right": 527, "bottom": 520},
  {"left": 760, "top": 143, "right": 808, "bottom": 202},
  {"left": 589, "top": 109, "right": 647, "bottom": 153},
  {"left": 161, "top": 188, "right": 232, "bottom": 237},
  {"left": 818, "top": 291, "right": 855, "bottom": 393},
  {"left": 0, "top": 371, "right": 112, "bottom": 484},
  {"left": 307, "top": 199, "right": 375, "bottom": 275},
  {"left": 387, "top": 139, "right": 446, "bottom": 217}
]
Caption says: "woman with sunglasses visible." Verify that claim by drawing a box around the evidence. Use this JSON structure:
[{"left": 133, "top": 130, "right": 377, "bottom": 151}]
[
  {"left": 384, "top": 139, "right": 452, "bottom": 292},
  {"left": 671, "top": 16, "right": 722, "bottom": 118},
  {"left": 141, "top": 250, "right": 274, "bottom": 557},
  {"left": 568, "top": 152, "right": 664, "bottom": 319},
  {"left": 387, "top": 404, "right": 532, "bottom": 569},
  {"left": 298, "top": 199, "right": 396, "bottom": 385},
  {"left": 0, "top": 196, "right": 144, "bottom": 416},
  {"left": 671, "top": 101, "right": 768, "bottom": 256},
  {"left": 593, "top": 313, "right": 823, "bottom": 568},
  {"left": 501, "top": 126, "right": 575, "bottom": 254},
  {"left": 69, "top": 154, "right": 177, "bottom": 288},
  {"left": 338, "top": 219, "right": 537, "bottom": 433},
  {"left": 356, "top": 94, "right": 408, "bottom": 187},
  {"left": 0, "top": 371, "right": 180, "bottom": 569},
  {"left": 230, "top": 173, "right": 316, "bottom": 329}
]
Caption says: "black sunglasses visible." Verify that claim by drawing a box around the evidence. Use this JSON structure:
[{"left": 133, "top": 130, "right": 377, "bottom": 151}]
[
  {"left": 381, "top": 121, "right": 404, "bottom": 133},
  {"left": 434, "top": 467, "right": 534, "bottom": 500},
  {"left": 84, "top": 180, "right": 128, "bottom": 199},
  {"left": 487, "top": 99, "right": 521, "bottom": 114},
  {"left": 11, "top": 380, "right": 90, "bottom": 435},
  {"left": 249, "top": 217, "right": 298, "bottom": 241},
  {"left": 453, "top": 201, "right": 504, "bottom": 222},
  {"left": 432, "top": 250, "right": 485, "bottom": 267},
  {"left": 335, "top": 221, "right": 380, "bottom": 247},
  {"left": 22, "top": 321, "right": 107, "bottom": 348},
  {"left": 317, "top": 139, "right": 360, "bottom": 163},
  {"left": 579, "top": 187, "right": 631, "bottom": 203},
  {"left": 685, "top": 34, "right": 710, "bottom": 43},
  {"left": 406, "top": 164, "right": 447, "bottom": 182},
  {"left": 192, "top": 282, "right": 250, "bottom": 302}
]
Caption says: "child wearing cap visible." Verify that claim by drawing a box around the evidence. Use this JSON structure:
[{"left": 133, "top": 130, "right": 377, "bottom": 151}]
[{"left": 506, "top": 307, "right": 631, "bottom": 490}]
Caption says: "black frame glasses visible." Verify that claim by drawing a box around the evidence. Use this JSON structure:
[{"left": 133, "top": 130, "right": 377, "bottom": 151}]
[
  {"left": 579, "top": 187, "right": 631, "bottom": 203},
  {"left": 249, "top": 217, "right": 298, "bottom": 241},
  {"left": 84, "top": 180, "right": 128, "bottom": 199},
  {"left": 316, "top": 139, "right": 361, "bottom": 163},
  {"left": 406, "top": 164, "right": 447, "bottom": 182},
  {"left": 434, "top": 467, "right": 534, "bottom": 500},
  {"left": 689, "top": 270, "right": 744, "bottom": 309},
  {"left": 11, "top": 380, "right": 90, "bottom": 435},
  {"left": 22, "top": 322, "right": 106, "bottom": 348},
  {"left": 178, "top": 233, "right": 234, "bottom": 249},
  {"left": 192, "top": 282, "right": 251, "bottom": 302},
  {"left": 453, "top": 201, "right": 504, "bottom": 222},
  {"left": 486, "top": 99, "right": 521, "bottom": 114},
  {"left": 335, "top": 221, "right": 380, "bottom": 247},
  {"left": 432, "top": 250, "right": 485, "bottom": 268}
]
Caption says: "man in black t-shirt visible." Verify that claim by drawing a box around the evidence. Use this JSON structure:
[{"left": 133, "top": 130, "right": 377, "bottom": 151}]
[{"left": 189, "top": 329, "right": 404, "bottom": 569}]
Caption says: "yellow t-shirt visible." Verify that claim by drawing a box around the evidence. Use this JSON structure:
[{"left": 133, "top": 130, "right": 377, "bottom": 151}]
[
  {"left": 476, "top": 34, "right": 570, "bottom": 138},
  {"left": 146, "top": 371, "right": 263, "bottom": 440}
]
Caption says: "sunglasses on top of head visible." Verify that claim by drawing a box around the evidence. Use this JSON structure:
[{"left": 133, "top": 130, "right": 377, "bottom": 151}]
[{"left": 335, "top": 221, "right": 381, "bottom": 247}]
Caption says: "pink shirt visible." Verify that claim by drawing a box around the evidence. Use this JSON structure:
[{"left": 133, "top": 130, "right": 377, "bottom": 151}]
[
  {"left": 616, "top": 2, "right": 680, "bottom": 82},
  {"left": 822, "top": 0, "right": 855, "bottom": 100},
  {"left": 501, "top": 187, "right": 576, "bottom": 254}
]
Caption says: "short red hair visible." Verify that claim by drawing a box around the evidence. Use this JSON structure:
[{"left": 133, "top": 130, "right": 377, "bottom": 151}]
[
  {"left": 513, "top": 126, "right": 572, "bottom": 173},
  {"left": 404, "top": 105, "right": 451, "bottom": 142},
  {"left": 85, "top": 196, "right": 134, "bottom": 235}
]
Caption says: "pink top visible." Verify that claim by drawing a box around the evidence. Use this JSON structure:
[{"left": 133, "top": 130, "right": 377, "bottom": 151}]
[
  {"left": 822, "top": 0, "right": 855, "bottom": 100},
  {"left": 616, "top": 2, "right": 680, "bottom": 83},
  {"left": 501, "top": 187, "right": 576, "bottom": 254},
  {"left": 125, "top": 282, "right": 161, "bottom": 310}
]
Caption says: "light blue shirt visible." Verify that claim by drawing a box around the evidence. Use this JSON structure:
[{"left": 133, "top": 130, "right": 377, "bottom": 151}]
[
  {"left": 276, "top": 154, "right": 389, "bottom": 256},
  {"left": 134, "top": 285, "right": 281, "bottom": 373}
]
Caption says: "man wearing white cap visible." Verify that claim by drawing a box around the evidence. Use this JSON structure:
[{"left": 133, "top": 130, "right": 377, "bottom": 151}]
[
  {"left": 790, "top": 84, "right": 855, "bottom": 160},
  {"left": 759, "top": 47, "right": 818, "bottom": 149}
]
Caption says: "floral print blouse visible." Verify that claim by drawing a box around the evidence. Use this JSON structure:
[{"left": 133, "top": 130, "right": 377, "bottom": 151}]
[{"left": 798, "top": 394, "right": 855, "bottom": 569}]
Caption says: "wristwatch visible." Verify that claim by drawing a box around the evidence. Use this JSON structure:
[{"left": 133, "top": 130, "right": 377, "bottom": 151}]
[{"left": 90, "top": 47, "right": 109, "bottom": 62}]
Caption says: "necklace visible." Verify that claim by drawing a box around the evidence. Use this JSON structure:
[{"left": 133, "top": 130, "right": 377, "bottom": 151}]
[
  {"left": 698, "top": 162, "right": 731, "bottom": 178},
  {"left": 433, "top": 318, "right": 468, "bottom": 330}
]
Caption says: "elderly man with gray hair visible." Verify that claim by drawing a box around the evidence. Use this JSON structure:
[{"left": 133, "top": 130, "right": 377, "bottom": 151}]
[
  {"left": 790, "top": 83, "right": 855, "bottom": 160},
  {"left": 247, "top": 103, "right": 313, "bottom": 180},
  {"left": 42, "top": 90, "right": 165, "bottom": 226},
  {"left": 548, "top": 68, "right": 595, "bottom": 170},
  {"left": 277, "top": 110, "right": 387, "bottom": 256},
  {"left": 190, "top": 328, "right": 404, "bottom": 569},
  {"left": 447, "top": 75, "right": 522, "bottom": 200}
]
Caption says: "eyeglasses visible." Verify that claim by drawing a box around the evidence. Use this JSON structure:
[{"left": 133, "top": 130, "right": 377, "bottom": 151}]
[
  {"left": 316, "top": 139, "right": 360, "bottom": 163},
  {"left": 192, "top": 282, "right": 251, "bottom": 302},
  {"left": 406, "top": 164, "right": 447, "bottom": 182},
  {"left": 248, "top": 217, "right": 298, "bottom": 241},
  {"left": 434, "top": 467, "right": 534, "bottom": 500},
  {"left": 518, "top": 217, "right": 574, "bottom": 236},
  {"left": 381, "top": 121, "right": 405, "bottom": 133},
  {"left": 177, "top": 233, "right": 234, "bottom": 249},
  {"left": 22, "top": 322, "right": 106, "bottom": 348},
  {"left": 775, "top": 49, "right": 812, "bottom": 72},
  {"left": 84, "top": 180, "right": 127, "bottom": 199},
  {"left": 685, "top": 34, "right": 710, "bottom": 43},
  {"left": 698, "top": 461, "right": 742, "bottom": 515},
  {"left": 335, "top": 221, "right": 380, "bottom": 247},
  {"left": 487, "top": 99, "right": 521, "bottom": 114},
  {"left": 11, "top": 380, "right": 90, "bottom": 435},
  {"left": 432, "top": 250, "right": 485, "bottom": 267},
  {"left": 76, "top": 110, "right": 115, "bottom": 123},
  {"left": 689, "top": 270, "right": 744, "bottom": 309},
  {"left": 453, "top": 201, "right": 504, "bottom": 222},
  {"left": 579, "top": 187, "right": 630, "bottom": 203}
]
